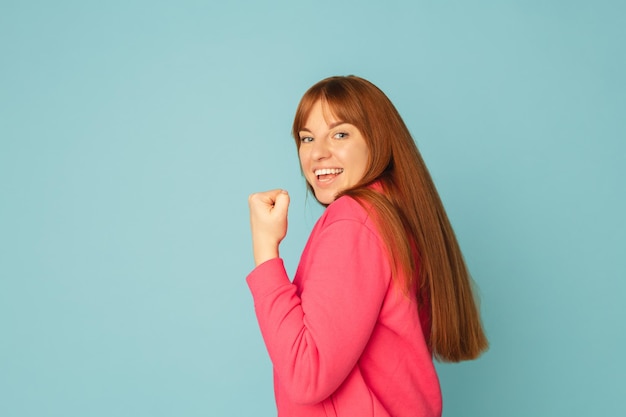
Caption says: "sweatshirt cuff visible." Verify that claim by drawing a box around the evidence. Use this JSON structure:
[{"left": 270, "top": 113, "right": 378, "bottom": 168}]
[{"left": 246, "top": 257, "right": 291, "bottom": 298}]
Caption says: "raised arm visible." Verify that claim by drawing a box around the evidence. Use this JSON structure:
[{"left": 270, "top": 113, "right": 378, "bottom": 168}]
[{"left": 247, "top": 217, "right": 390, "bottom": 404}]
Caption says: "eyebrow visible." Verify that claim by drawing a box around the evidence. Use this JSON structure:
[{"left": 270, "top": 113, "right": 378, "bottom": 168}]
[{"left": 299, "top": 121, "right": 348, "bottom": 133}]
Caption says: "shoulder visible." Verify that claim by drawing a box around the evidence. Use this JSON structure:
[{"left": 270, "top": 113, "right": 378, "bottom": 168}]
[
  {"left": 305, "top": 195, "right": 389, "bottom": 268},
  {"left": 318, "top": 195, "right": 377, "bottom": 232}
]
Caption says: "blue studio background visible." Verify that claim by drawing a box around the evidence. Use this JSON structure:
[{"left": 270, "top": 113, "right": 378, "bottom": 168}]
[{"left": 1, "top": 1, "right": 624, "bottom": 416}]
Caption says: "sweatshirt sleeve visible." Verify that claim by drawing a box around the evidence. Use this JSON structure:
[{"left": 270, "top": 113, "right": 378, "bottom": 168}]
[{"left": 246, "top": 217, "right": 390, "bottom": 405}]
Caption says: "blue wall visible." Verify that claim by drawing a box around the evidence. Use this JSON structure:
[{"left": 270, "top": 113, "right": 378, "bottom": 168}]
[{"left": 1, "top": 1, "right": 624, "bottom": 416}]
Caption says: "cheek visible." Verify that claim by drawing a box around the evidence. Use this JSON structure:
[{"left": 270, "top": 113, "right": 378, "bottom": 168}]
[
  {"left": 298, "top": 148, "right": 309, "bottom": 170},
  {"left": 352, "top": 148, "right": 370, "bottom": 175}
]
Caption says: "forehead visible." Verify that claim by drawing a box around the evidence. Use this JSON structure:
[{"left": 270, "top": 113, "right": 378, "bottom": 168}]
[{"left": 301, "top": 99, "right": 343, "bottom": 128}]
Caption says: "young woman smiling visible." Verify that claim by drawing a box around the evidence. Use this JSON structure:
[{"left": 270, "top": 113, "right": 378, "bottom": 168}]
[{"left": 247, "top": 76, "right": 488, "bottom": 417}]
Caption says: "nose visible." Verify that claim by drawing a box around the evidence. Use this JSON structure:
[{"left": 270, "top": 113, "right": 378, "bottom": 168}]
[{"left": 311, "top": 138, "right": 330, "bottom": 161}]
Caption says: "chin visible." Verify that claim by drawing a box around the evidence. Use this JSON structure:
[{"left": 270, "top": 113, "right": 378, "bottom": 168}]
[{"left": 313, "top": 190, "right": 337, "bottom": 205}]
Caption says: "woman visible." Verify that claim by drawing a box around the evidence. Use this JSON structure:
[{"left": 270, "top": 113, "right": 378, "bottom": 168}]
[{"left": 247, "top": 75, "right": 488, "bottom": 417}]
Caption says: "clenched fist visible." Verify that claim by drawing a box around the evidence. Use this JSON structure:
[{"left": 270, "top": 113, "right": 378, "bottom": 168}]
[{"left": 248, "top": 189, "right": 290, "bottom": 266}]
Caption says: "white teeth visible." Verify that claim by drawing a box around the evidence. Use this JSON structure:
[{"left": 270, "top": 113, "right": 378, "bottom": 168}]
[{"left": 315, "top": 168, "right": 344, "bottom": 176}]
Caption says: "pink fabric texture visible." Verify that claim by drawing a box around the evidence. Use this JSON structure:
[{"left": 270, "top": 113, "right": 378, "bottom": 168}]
[{"left": 247, "top": 195, "right": 442, "bottom": 417}]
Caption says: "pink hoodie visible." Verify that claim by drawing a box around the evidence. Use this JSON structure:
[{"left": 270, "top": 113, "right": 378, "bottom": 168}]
[{"left": 247, "top": 195, "right": 441, "bottom": 417}]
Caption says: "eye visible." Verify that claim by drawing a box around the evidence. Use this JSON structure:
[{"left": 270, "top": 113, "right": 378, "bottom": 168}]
[
  {"left": 300, "top": 136, "right": 314, "bottom": 143},
  {"left": 333, "top": 132, "right": 349, "bottom": 139}
]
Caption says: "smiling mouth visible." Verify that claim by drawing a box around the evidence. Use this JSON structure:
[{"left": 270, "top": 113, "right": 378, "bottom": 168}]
[{"left": 315, "top": 168, "right": 344, "bottom": 182}]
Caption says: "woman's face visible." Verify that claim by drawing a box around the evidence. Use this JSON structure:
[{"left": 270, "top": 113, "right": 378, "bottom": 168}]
[{"left": 298, "top": 100, "right": 370, "bottom": 205}]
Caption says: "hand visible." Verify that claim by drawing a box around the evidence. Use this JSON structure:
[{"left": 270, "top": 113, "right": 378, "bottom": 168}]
[{"left": 248, "top": 189, "right": 290, "bottom": 266}]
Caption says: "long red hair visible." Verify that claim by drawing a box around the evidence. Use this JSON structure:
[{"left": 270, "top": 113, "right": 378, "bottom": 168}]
[{"left": 292, "top": 76, "right": 488, "bottom": 362}]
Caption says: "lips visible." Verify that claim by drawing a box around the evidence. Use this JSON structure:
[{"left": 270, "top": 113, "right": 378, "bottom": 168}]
[
  {"left": 313, "top": 168, "right": 343, "bottom": 183},
  {"left": 314, "top": 168, "right": 343, "bottom": 176},
  {"left": 315, "top": 168, "right": 343, "bottom": 179}
]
